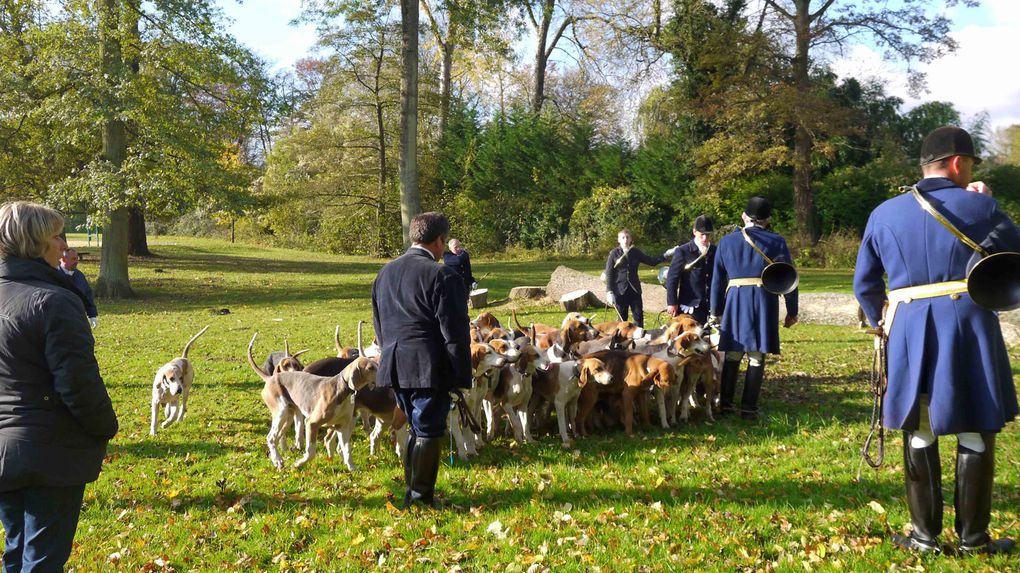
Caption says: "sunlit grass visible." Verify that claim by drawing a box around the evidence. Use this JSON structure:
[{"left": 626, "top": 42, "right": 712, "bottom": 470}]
[{"left": 43, "top": 236, "right": 1017, "bottom": 571}]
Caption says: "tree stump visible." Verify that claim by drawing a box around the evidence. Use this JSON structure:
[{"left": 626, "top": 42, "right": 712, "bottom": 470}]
[
  {"left": 559, "top": 289, "right": 595, "bottom": 312},
  {"left": 468, "top": 288, "right": 488, "bottom": 309},
  {"left": 509, "top": 286, "right": 546, "bottom": 300}
]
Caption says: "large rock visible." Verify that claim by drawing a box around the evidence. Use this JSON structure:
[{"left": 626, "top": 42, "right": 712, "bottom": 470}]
[
  {"left": 509, "top": 286, "right": 547, "bottom": 300},
  {"left": 546, "top": 266, "right": 667, "bottom": 313}
]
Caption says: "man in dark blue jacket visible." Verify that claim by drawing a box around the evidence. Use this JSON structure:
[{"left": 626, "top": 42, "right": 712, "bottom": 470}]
[
  {"left": 665, "top": 215, "right": 716, "bottom": 324},
  {"left": 710, "top": 197, "right": 798, "bottom": 420},
  {"left": 604, "top": 229, "right": 665, "bottom": 328},
  {"left": 442, "top": 238, "right": 476, "bottom": 296},
  {"left": 59, "top": 248, "right": 98, "bottom": 328},
  {"left": 854, "top": 126, "right": 1018, "bottom": 554},
  {"left": 372, "top": 212, "right": 471, "bottom": 509}
]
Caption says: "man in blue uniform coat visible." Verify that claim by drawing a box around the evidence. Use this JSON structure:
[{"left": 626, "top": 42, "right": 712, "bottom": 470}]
[
  {"left": 854, "top": 126, "right": 1019, "bottom": 554},
  {"left": 442, "top": 238, "right": 476, "bottom": 296},
  {"left": 372, "top": 212, "right": 472, "bottom": 509},
  {"left": 665, "top": 215, "right": 716, "bottom": 324},
  {"left": 605, "top": 229, "right": 665, "bottom": 328},
  {"left": 709, "top": 197, "right": 798, "bottom": 419}
]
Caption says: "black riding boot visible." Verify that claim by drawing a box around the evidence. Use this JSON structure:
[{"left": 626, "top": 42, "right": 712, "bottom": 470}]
[
  {"left": 718, "top": 359, "right": 740, "bottom": 417},
  {"left": 955, "top": 433, "right": 1015, "bottom": 554},
  {"left": 401, "top": 433, "right": 416, "bottom": 507},
  {"left": 405, "top": 436, "right": 443, "bottom": 509},
  {"left": 891, "top": 434, "right": 943, "bottom": 553},
  {"left": 739, "top": 361, "right": 765, "bottom": 420}
]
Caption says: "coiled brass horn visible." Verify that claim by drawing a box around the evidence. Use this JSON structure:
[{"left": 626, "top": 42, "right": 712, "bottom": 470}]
[
  {"left": 910, "top": 186, "right": 1020, "bottom": 311},
  {"left": 966, "top": 251, "right": 1020, "bottom": 311},
  {"left": 761, "top": 261, "right": 799, "bottom": 295},
  {"left": 740, "top": 227, "right": 799, "bottom": 295}
]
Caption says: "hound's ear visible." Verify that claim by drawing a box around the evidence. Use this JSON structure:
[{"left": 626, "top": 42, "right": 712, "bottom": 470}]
[{"left": 578, "top": 363, "right": 591, "bottom": 388}]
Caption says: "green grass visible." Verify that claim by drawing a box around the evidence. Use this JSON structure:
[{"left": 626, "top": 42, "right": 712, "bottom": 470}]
[{"left": 46, "top": 237, "right": 1018, "bottom": 571}]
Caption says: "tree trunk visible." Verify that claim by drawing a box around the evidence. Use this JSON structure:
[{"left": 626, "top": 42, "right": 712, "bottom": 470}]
[
  {"left": 95, "top": 0, "right": 135, "bottom": 298},
  {"left": 127, "top": 206, "right": 151, "bottom": 256},
  {"left": 374, "top": 29, "right": 388, "bottom": 257},
  {"left": 791, "top": 0, "right": 816, "bottom": 242},
  {"left": 439, "top": 41, "right": 454, "bottom": 141},
  {"left": 532, "top": 2, "right": 552, "bottom": 113},
  {"left": 399, "top": 0, "right": 420, "bottom": 248}
]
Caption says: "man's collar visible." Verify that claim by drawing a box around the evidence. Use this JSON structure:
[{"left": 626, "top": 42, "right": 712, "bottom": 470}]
[
  {"left": 59, "top": 265, "right": 74, "bottom": 276},
  {"left": 916, "top": 176, "right": 958, "bottom": 192},
  {"left": 410, "top": 244, "right": 437, "bottom": 261}
]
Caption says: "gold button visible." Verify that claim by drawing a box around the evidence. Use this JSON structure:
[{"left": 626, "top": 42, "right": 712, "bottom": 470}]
[{"left": 950, "top": 293, "right": 961, "bottom": 300}]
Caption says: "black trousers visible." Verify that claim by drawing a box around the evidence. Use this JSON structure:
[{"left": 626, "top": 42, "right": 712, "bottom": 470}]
[
  {"left": 614, "top": 288, "right": 644, "bottom": 327},
  {"left": 394, "top": 388, "right": 451, "bottom": 438}
]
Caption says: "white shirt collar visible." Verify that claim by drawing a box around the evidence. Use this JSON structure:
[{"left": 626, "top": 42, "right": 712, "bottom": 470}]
[
  {"left": 59, "top": 265, "right": 74, "bottom": 276},
  {"left": 411, "top": 245, "right": 437, "bottom": 261}
]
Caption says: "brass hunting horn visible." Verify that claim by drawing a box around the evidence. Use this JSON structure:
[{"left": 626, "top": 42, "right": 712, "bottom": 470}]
[
  {"left": 909, "top": 186, "right": 1020, "bottom": 311},
  {"left": 740, "top": 227, "right": 799, "bottom": 295}
]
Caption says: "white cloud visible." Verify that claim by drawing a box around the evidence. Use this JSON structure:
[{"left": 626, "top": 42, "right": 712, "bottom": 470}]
[{"left": 828, "top": 0, "right": 1020, "bottom": 130}]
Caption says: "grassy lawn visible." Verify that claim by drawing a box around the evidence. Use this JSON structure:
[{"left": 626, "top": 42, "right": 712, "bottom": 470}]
[{"left": 49, "top": 237, "right": 1016, "bottom": 571}]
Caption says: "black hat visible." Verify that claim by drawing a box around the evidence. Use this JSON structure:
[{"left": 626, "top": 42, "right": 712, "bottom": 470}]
[
  {"left": 745, "top": 196, "right": 772, "bottom": 220},
  {"left": 693, "top": 215, "right": 714, "bottom": 233},
  {"left": 920, "top": 125, "right": 983, "bottom": 166}
]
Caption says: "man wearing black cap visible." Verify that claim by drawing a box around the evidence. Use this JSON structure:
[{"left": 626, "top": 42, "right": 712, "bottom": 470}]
[
  {"left": 709, "top": 197, "right": 798, "bottom": 420},
  {"left": 665, "top": 215, "right": 716, "bottom": 324},
  {"left": 854, "top": 125, "right": 1019, "bottom": 554}
]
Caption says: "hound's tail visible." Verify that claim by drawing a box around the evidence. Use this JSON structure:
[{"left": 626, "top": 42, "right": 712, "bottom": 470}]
[
  {"left": 511, "top": 309, "right": 525, "bottom": 332},
  {"left": 246, "top": 332, "right": 274, "bottom": 383},
  {"left": 181, "top": 325, "right": 211, "bottom": 358}
]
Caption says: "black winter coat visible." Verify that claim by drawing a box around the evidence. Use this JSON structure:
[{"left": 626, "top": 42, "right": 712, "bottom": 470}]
[
  {"left": 372, "top": 248, "right": 472, "bottom": 390},
  {"left": 665, "top": 240, "right": 716, "bottom": 308},
  {"left": 0, "top": 257, "right": 119, "bottom": 492}
]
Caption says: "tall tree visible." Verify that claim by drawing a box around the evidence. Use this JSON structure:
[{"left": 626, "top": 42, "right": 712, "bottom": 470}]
[
  {"left": 399, "top": 0, "right": 420, "bottom": 246},
  {"left": 420, "top": 0, "right": 506, "bottom": 141},
  {"left": 759, "top": 0, "right": 973, "bottom": 239}
]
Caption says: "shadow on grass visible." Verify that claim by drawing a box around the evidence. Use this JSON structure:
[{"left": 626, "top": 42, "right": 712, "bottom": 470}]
[{"left": 110, "top": 440, "right": 247, "bottom": 459}]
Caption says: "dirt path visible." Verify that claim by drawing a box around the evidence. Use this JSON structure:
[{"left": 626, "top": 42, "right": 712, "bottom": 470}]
[{"left": 541, "top": 266, "right": 1020, "bottom": 346}]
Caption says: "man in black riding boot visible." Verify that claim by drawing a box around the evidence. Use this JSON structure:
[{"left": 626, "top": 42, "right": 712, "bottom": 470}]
[
  {"left": 854, "top": 126, "right": 1019, "bottom": 554},
  {"left": 709, "top": 197, "right": 798, "bottom": 420},
  {"left": 372, "top": 212, "right": 472, "bottom": 510}
]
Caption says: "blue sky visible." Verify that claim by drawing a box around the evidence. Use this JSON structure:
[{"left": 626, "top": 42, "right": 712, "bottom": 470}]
[{"left": 217, "top": 0, "right": 1019, "bottom": 132}]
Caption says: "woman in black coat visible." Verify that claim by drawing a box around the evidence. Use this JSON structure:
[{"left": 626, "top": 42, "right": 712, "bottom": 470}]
[{"left": 0, "top": 202, "right": 119, "bottom": 571}]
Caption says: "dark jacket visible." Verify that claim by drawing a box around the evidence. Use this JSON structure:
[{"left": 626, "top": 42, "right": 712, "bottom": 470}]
[
  {"left": 605, "top": 246, "right": 664, "bottom": 296},
  {"left": 665, "top": 240, "right": 716, "bottom": 309},
  {"left": 441, "top": 250, "right": 475, "bottom": 293},
  {"left": 0, "top": 257, "right": 119, "bottom": 492},
  {"left": 61, "top": 267, "right": 97, "bottom": 318},
  {"left": 372, "top": 248, "right": 472, "bottom": 390}
]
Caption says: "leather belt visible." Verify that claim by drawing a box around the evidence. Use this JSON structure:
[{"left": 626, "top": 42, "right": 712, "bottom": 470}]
[
  {"left": 726, "top": 277, "right": 763, "bottom": 292},
  {"left": 885, "top": 280, "right": 967, "bottom": 334}
]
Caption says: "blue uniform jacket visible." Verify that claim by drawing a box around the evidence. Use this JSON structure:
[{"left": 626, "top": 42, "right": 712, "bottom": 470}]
[
  {"left": 710, "top": 226, "right": 798, "bottom": 354},
  {"left": 853, "top": 177, "right": 1020, "bottom": 435},
  {"left": 372, "top": 248, "right": 472, "bottom": 391},
  {"left": 441, "top": 250, "right": 475, "bottom": 293},
  {"left": 605, "top": 247, "right": 664, "bottom": 296},
  {"left": 665, "top": 240, "right": 715, "bottom": 309}
]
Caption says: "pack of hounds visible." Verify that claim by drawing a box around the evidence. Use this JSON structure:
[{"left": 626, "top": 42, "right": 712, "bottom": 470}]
[{"left": 149, "top": 312, "right": 722, "bottom": 471}]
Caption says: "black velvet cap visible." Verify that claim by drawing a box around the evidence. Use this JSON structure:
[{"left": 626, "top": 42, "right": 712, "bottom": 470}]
[
  {"left": 920, "top": 125, "right": 982, "bottom": 166},
  {"left": 693, "top": 215, "right": 714, "bottom": 233},
  {"left": 745, "top": 196, "right": 772, "bottom": 220}
]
